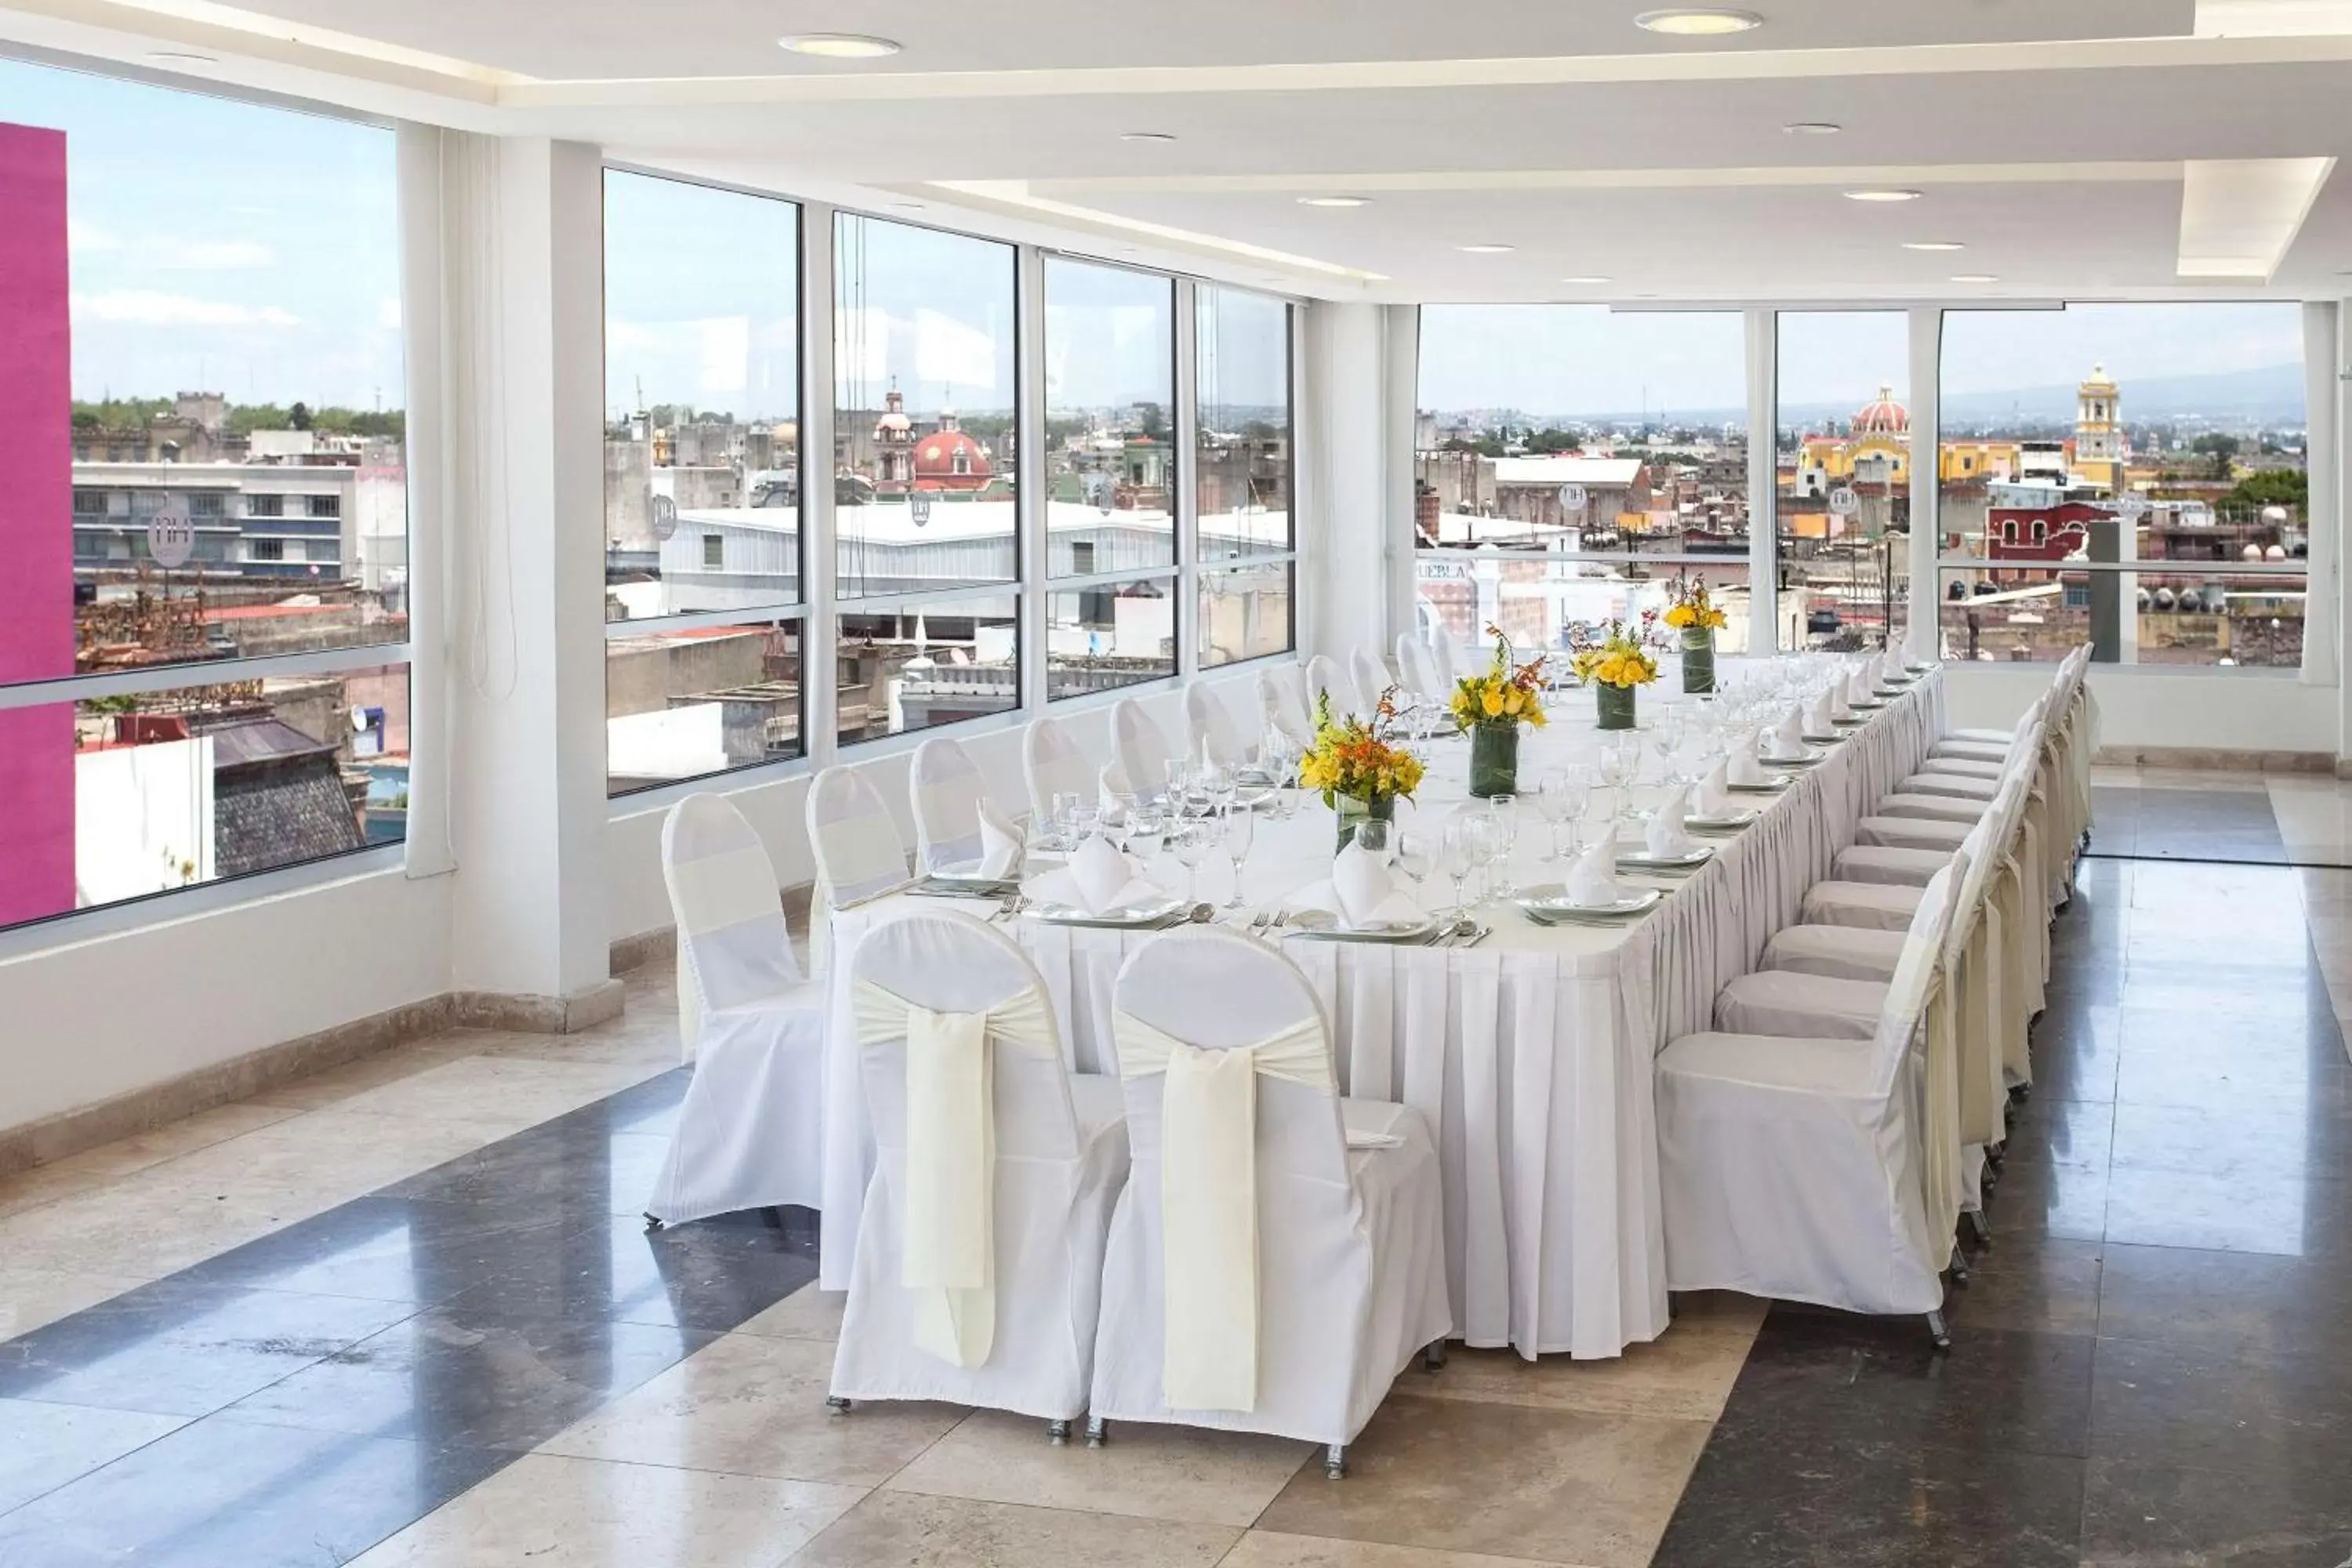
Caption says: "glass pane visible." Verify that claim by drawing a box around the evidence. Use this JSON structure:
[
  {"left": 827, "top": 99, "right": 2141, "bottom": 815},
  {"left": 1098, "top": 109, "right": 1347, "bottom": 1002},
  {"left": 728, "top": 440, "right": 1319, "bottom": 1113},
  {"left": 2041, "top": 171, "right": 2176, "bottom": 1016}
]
[
  {"left": 0, "top": 663, "right": 407, "bottom": 931},
  {"left": 1415, "top": 551, "right": 1755, "bottom": 655},
  {"left": 605, "top": 617, "right": 804, "bottom": 795},
  {"left": 602, "top": 172, "right": 800, "bottom": 622},
  {"left": 1776, "top": 310, "right": 1910, "bottom": 652},
  {"left": 1198, "top": 562, "right": 1294, "bottom": 668},
  {"left": 833, "top": 215, "right": 1018, "bottom": 600},
  {"left": 837, "top": 593, "right": 1018, "bottom": 743},
  {"left": 1196, "top": 288, "right": 1292, "bottom": 564},
  {"left": 1045, "top": 259, "right": 1174, "bottom": 577},
  {"left": 0, "top": 59, "right": 408, "bottom": 685},
  {"left": 1937, "top": 302, "right": 2307, "bottom": 668},
  {"left": 1047, "top": 575, "right": 1175, "bottom": 699}
]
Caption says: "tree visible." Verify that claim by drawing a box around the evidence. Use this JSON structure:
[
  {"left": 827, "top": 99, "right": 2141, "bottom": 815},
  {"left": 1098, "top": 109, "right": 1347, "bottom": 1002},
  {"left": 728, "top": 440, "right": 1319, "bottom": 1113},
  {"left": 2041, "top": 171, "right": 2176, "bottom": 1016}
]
[
  {"left": 2225, "top": 467, "right": 2307, "bottom": 512},
  {"left": 1524, "top": 427, "right": 1582, "bottom": 454},
  {"left": 289, "top": 401, "right": 313, "bottom": 430},
  {"left": 1136, "top": 401, "right": 1168, "bottom": 441}
]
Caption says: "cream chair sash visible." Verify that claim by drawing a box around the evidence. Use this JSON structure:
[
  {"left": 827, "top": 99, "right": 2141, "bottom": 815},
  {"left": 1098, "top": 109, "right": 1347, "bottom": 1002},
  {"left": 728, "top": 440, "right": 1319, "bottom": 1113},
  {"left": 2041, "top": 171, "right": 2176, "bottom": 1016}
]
[
  {"left": 852, "top": 979, "right": 1058, "bottom": 1369},
  {"left": 1112, "top": 1009, "right": 1334, "bottom": 1414},
  {"left": 671, "top": 845, "right": 787, "bottom": 1058}
]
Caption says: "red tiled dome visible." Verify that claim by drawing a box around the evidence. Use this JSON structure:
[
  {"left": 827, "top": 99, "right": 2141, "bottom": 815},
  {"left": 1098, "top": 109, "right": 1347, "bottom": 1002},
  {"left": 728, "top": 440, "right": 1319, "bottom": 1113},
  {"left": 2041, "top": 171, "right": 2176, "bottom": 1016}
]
[
  {"left": 913, "top": 429, "right": 991, "bottom": 481},
  {"left": 1850, "top": 384, "right": 1908, "bottom": 437}
]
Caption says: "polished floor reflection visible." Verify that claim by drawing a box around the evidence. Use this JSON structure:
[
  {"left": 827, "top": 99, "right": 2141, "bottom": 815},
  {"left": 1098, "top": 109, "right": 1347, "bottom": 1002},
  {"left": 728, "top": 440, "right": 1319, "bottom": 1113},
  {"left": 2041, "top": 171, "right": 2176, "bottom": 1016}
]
[{"left": 9, "top": 772, "right": 2352, "bottom": 1563}]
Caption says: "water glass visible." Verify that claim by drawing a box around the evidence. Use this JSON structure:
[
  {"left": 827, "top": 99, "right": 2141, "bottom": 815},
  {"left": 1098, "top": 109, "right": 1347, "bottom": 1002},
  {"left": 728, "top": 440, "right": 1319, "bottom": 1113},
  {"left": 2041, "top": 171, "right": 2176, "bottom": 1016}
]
[
  {"left": 1171, "top": 818, "right": 1214, "bottom": 903},
  {"left": 1221, "top": 805, "right": 1256, "bottom": 909},
  {"left": 1393, "top": 828, "right": 1436, "bottom": 898},
  {"left": 1439, "top": 822, "right": 1479, "bottom": 916},
  {"left": 1353, "top": 817, "right": 1394, "bottom": 866}
]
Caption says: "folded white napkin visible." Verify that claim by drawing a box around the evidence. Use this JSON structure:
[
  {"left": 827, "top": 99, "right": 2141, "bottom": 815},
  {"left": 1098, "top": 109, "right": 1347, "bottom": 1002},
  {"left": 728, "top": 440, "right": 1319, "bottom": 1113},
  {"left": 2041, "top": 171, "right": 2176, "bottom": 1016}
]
[
  {"left": 1768, "top": 704, "right": 1809, "bottom": 759},
  {"left": 1098, "top": 761, "right": 1131, "bottom": 811},
  {"left": 975, "top": 797, "right": 1022, "bottom": 879},
  {"left": 1025, "top": 833, "right": 1163, "bottom": 914},
  {"left": 1873, "top": 650, "right": 1901, "bottom": 688},
  {"left": 1805, "top": 690, "right": 1838, "bottom": 736},
  {"left": 1645, "top": 784, "right": 1694, "bottom": 858},
  {"left": 1693, "top": 757, "right": 1732, "bottom": 818},
  {"left": 1726, "top": 745, "right": 1769, "bottom": 787},
  {"left": 1566, "top": 838, "right": 1627, "bottom": 907},
  {"left": 1844, "top": 668, "right": 1874, "bottom": 708},
  {"left": 1827, "top": 681, "right": 1855, "bottom": 722},
  {"left": 1287, "top": 842, "right": 1425, "bottom": 928}
]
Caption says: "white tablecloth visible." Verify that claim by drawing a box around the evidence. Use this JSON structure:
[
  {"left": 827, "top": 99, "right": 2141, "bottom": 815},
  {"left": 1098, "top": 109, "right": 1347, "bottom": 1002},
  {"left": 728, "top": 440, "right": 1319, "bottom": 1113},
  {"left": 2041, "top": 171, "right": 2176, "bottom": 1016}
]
[{"left": 817, "top": 665, "right": 1946, "bottom": 1358}]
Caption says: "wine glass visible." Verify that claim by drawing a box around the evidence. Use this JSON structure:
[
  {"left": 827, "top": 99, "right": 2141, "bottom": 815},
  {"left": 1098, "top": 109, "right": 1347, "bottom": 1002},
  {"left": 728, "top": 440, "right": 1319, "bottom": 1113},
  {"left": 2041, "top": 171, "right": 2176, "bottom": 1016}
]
[
  {"left": 1202, "top": 762, "right": 1236, "bottom": 819},
  {"left": 1127, "top": 800, "right": 1167, "bottom": 862},
  {"left": 1393, "top": 827, "right": 1436, "bottom": 903},
  {"left": 1482, "top": 797, "right": 1521, "bottom": 898},
  {"left": 1048, "top": 791, "right": 1081, "bottom": 852},
  {"left": 1534, "top": 769, "right": 1578, "bottom": 861},
  {"left": 1171, "top": 818, "right": 1214, "bottom": 904},
  {"left": 1595, "top": 738, "right": 1637, "bottom": 834},
  {"left": 1221, "top": 804, "right": 1256, "bottom": 910},
  {"left": 1438, "top": 820, "right": 1479, "bottom": 917},
  {"left": 1353, "top": 817, "right": 1394, "bottom": 866}
]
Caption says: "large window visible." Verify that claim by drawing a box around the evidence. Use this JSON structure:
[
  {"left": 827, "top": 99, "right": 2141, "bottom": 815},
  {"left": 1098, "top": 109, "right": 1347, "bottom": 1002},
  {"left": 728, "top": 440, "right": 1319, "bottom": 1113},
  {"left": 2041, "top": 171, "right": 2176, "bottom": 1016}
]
[
  {"left": 1196, "top": 287, "right": 1296, "bottom": 666},
  {"left": 1413, "top": 306, "right": 1751, "bottom": 652},
  {"left": 1044, "top": 257, "right": 1176, "bottom": 699},
  {"left": 1936, "top": 303, "right": 2307, "bottom": 668},
  {"left": 0, "top": 59, "right": 408, "bottom": 931},
  {"left": 601, "top": 170, "right": 804, "bottom": 794},
  {"left": 1776, "top": 310, "right": 1910, "bottom": 652}
]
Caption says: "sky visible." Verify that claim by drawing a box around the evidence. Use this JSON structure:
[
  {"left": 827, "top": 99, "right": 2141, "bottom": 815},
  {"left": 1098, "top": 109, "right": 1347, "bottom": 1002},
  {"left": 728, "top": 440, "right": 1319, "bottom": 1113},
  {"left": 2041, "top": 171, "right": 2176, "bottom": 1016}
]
[
  {"left": 1417, "top": 301, "right": 2309, "bottom": 421},
  {"left": 6, "top": 56, "right": 404, "bottom": 410}
]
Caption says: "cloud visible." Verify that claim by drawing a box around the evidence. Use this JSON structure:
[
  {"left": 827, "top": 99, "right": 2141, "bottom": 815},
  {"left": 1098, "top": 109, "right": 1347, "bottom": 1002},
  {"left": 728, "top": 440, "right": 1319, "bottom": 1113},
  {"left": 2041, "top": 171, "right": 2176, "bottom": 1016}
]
[
  {"left": 71, "top": 290, "right": 301, "bottom": 328},
  {"left": 67, "top": 219, "right": 119, "bottom": 252},
  {"left": 165, "top": 241, "right": 278, "bottom": 270}
]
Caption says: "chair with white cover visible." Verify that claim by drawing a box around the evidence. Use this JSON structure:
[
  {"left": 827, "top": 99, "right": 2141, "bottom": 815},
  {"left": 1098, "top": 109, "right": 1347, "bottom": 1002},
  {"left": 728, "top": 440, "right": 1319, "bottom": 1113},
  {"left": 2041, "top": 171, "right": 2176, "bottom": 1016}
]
[
  {"left": 1024, "top": 715, "right": 1097, "bottom": 821},
  {"left": 1259, "top": 664, "right": 1316, "bottom": 749},
  {"left": 1395, "top": 633, "right": 1445, "bottom": 702},
  {"left": 829, "top": 910, "right": 1131, "bottom": 1430},
  {"left": 1428, "top": 633, "right": 1461, "bottom": 692},
  {"left": 1089, "top": 927, "right": 1450, "bottom": 1475},
  {"left": 1350, "top": 648, "right": 1395, "bottom": 712},
  {"left": 909, "top": 735, "right": 991, "bottom": 874},
  {"left": 1304, "top": 652, "right": 1364, "bottom": 720},
  {"left": 1659, "top": 862, "right": 1967, "bottom": 1344},
  {"left": 1112, "top": 697, "right": 1178, "bottom": 795},
  {"left": 647, "top": 793, "right": 827, "bottom": 1225},
  {"left": 1185, "top": 682, "right": 1251, "bottom": 769},
  {"left": 807, "top": 765, "right": 912, "bottom": 978}
]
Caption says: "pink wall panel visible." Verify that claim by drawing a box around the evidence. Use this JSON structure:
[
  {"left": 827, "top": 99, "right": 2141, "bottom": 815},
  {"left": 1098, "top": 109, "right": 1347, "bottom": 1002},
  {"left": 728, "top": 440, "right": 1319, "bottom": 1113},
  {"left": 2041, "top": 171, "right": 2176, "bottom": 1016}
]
[{"left": 0, "top": 122, "right": 78, "bottom": 924}]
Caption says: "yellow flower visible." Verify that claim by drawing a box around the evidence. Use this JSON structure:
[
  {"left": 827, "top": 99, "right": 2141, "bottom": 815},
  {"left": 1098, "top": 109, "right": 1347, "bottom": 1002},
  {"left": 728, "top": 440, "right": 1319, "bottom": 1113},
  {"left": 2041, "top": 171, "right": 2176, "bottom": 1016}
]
[
  {"left": 1481, "top": 688, "right": 1504, "bottom": 717},
  {"left": 1664, "top": 604, "right": 1694, "bottom": 628}
]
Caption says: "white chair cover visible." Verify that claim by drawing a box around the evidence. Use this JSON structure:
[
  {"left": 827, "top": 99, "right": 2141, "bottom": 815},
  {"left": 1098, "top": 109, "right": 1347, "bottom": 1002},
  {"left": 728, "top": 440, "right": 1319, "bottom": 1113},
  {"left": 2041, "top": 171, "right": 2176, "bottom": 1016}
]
[
  {"left": 1658, "top": 864, "right": 1963, "bottom": 1318},
  {"left": 807, "top": 765, "right": 912, "bottom": 980},
  {"left": 1090, "top": 927, "right": 1450, "bottom": 1448},
  {"left": 648, "top": 794, "right": 827, "bottom": 1223},
  {"left": 1304, "top": 653, "right": 1364, "bottom": 720},
  {"left": 1259, "top": 665, "right": 1316, "bottom": 747},
  {"left": 909, "top": 735, "right": 990, "bottom": 874},
  {"left": 1428, "top": 633, "right": 1461, "bottom": 691},
  {"left": 1023, "top": 715, "right": 1096, "bottom": 821},
  {"left": 1394, "top": 633, "right": 1446, "bottom": 703},
  {"left": 1185, "top": 683, "right": 1251, "bottom": 769},
  {"left": 1350, "top": 648, "right": 1395, "bottom": 713},
  {"left": 830, "top": 911, "right": 1130, "bottom": 1420},
  {"left": 1112, "top": 698, "right": 1177, "bottom": 798}
]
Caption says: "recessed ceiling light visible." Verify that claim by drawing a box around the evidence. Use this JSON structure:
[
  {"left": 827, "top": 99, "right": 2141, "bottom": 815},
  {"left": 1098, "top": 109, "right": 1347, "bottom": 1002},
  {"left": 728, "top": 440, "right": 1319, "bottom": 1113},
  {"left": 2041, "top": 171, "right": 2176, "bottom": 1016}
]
[
  {"left": 1120, "top": 131, "right": 1177, "bottom": 143},
  {"left": 1559, "top": 274, "right": 1614, "bottom": 284},
  {"left": 1902, "top": 240, "right": 1966, "bottom": 251},
  {"left": 147, "top": 49, "right": 218, "bottom": 64},
  {"left": 1783, "top": 121, "right": 1841, "bottom": 135},
  {"left": 1635, "top": 7, "right": 1764, "bottom": 34},
  {"left": 1951, "top": 274, "right": 2001, "bottom": 284},
  {"left": 779, "top": 33, "right": 901, "bottom": 56},
  {"left": 1457, "top": 243, "right": 1515, "bottom": 254},
  {"left": 1298, "top": 196, "right": 1370, "bottom": 208},
  {"left": 891, "top": 201, "right": 926, "bottom": 212},
  {"left": 1844, "top": 188, "right": 1923, "bottom": 202}
]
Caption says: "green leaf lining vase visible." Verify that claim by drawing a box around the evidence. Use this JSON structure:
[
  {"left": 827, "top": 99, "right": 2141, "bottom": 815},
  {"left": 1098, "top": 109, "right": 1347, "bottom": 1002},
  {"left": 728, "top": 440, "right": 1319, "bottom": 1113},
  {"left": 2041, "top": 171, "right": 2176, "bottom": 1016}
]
[
  {"left": 1681, "top": 626, "right": 1716, "bottom": 695},
  {"left": 1335, "top": 792, "right": 1396, "bottom": 853},
  {"left": 1595, "top": 681, "right": 1638, "bottom": 731},
  {"left": 1468, "top": 722, "right": 1519, "bottom": 798}
]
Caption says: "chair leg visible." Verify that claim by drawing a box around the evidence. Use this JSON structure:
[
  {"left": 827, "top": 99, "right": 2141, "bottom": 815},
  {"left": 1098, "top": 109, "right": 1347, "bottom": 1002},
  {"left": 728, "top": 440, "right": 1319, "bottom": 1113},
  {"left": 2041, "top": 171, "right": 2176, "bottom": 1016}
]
[
  {"left": 826, "top": 1396, "right": 852, "bottom": 1414},
  {"left": 1950, "top": 1250, "right": 1971, "bottom": 1286},
  {"left": 1046, "top": 1418, "right": 1071, "bottom": 1445},
  {"left": 1422, "top": 1338, "right": 1449, "bottom": 1372},
  {"left": 1926, "top": 1310, "right": 1951, "bottom": 1350},
  {"left": 642, "top": 1213, "right": 664, "bottom": 1232},
  {"left": 1085, "top": 1415, "right": 1109, "bottom": 1448},
  {"left": 1964, "top": 1209, "right": 1994, "bottom": 1249},
  {"left": 1323, "top": 1443, "right": 1348, "bottom": 1480}
]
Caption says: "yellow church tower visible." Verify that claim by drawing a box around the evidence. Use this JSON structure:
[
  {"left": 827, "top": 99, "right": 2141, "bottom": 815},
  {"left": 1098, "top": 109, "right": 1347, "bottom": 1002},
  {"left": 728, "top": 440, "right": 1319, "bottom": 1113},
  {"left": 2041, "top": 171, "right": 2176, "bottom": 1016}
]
[{"left": 2074, "top": 363, "right": 2123, "bottom": 495}]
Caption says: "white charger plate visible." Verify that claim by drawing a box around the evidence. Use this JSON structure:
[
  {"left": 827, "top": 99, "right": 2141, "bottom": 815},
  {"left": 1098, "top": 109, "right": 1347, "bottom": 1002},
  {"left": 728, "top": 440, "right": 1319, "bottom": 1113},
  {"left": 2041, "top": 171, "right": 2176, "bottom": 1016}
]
[
  {"left": 1027, "top": 895, "right": 1188, "bottom": 928},
  {"left": 1283, "top": 909, "right": 1444, "bottom": 943},
  {"left": 1515, "top": 885, "right": 1662, "bottom": 923},
  {"left": 1686, "top": 808, "right": 1760, "bottom": 831},
  {"left": 1617, "top": 844, "right": 1715, "bottom": 871}
]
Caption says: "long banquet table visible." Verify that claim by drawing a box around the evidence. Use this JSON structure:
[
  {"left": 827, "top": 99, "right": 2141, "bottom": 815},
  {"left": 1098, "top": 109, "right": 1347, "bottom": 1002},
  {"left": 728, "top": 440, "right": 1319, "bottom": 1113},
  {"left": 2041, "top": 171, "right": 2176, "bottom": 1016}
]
[{"left": 816, "top": 663, "right": 1947, "bottom": 1359}]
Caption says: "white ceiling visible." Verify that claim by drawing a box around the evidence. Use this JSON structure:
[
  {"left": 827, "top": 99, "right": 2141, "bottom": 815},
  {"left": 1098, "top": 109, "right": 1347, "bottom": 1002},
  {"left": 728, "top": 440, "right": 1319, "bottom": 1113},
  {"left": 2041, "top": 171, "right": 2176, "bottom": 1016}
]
[{"left": 10, "top": 0, "right": 2352, "bottom": 301}]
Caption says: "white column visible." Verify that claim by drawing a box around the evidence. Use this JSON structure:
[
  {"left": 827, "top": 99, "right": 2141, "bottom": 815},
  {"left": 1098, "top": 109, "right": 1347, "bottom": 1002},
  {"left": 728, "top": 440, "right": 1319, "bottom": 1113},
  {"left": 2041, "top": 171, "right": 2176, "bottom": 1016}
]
[
  {"left": 1015, "top": 245, "right": 1048, "bottom": 710},
  {"left": 1744, "top": 307, "right": 1777, "bottom": 656},
  {"left": 1381, "top": 303, "right": 1421, "bottom": 651},
  {"left": 1907, "top": 306, "right": 1942, "bottom": 664},
  {"left": 1174, "top": 281, "right": 1200, "bottom": 680},
  {"left": 2302, "top": 301, "right": 2339, "bottom": 693},
  {"left": 800, "top": 204, "right": 839, "bottom": 766},
  {"left": 395, "top": 122, "right": 454, "bottom": 881},
  {"left": 1301, "top": 299, "right": 1390, "bottom": 660},
  {"left": 438, "top": 134, "right": 616, "bottom": 1017}
]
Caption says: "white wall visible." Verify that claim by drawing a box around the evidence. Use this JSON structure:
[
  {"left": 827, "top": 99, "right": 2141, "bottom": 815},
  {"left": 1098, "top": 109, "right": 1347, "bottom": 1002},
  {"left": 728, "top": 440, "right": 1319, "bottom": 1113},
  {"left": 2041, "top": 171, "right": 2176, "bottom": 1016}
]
[{"left": 1945, "top": 663, "right": 2340, "bottom": 758}]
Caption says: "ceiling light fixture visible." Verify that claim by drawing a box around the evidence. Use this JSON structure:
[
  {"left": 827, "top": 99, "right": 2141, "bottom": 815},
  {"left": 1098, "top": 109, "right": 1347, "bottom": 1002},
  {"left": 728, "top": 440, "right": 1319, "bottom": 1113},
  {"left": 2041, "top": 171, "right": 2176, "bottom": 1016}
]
[
  {"left": 1844, "top": 188, "right": 1923, "bottom": 202},
  {"left": 1902, "top": 240, "right": 1966, "bottom": 251},
  {"left": 1559, "top": 275, "right": 1613, "bottom": 284},
  {"left": 1298, "top": 196, "right": 1370, "bottom": 208},
  {"left": 1951, "top": 274, "right": 2000, "bottom": 284},
  {"left": 1783, "top": 122, "right": 1841, "bottom": 135},
  {"left": 1634, "top": 8, "right": 1764, "bottom": 34},
  {"left": 1457, "top": 243, "right": 1515, "bottom": 254},
  {"left": 147, "top": 49, "right": 219, "bottom": 64},
  {"left": 779, "top": 32, "right": 901, "bottom": 56},
  {"left": 1120, "top": 131, "right": 1177, "bottom": 143}
]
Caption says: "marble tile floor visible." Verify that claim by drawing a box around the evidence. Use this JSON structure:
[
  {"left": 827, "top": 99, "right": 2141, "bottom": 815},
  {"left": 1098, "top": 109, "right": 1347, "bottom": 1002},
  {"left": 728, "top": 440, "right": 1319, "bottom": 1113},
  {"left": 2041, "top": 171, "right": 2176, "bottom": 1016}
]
[{"left": 7, "top": 775, "right": 2352, "bottom": 1563}]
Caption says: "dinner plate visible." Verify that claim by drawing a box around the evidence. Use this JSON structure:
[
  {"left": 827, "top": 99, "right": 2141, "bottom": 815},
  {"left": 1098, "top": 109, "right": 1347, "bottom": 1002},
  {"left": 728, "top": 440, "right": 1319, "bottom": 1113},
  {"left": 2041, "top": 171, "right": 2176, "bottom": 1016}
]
[
  {"left": 925, "top": 863, "right": 1020, "bottom": 888},
  {"left": 1282, "top": 909, "right": 1445, "bottom": 943},
  {"left": 1617, "top": 844, "right": 1715, "bottom": 871},
  {"left": 1831, "top": 714, "right": 1868, "bottom": 726},
  {"left": 1849, "top": 699, "right": 1886, "bottom": 711},
  {"left": 1727, "top": 775, "right": 1794, "bottom": 793},
  {"left": 1515, "top": 885, "right": 1662, "bottom": 924},
  {"left": 1027, "top": 895, "right": 1188, "bottom": 927},
  {"left": 1686, "top": 808, "right": 1760, "bottom": 831}
]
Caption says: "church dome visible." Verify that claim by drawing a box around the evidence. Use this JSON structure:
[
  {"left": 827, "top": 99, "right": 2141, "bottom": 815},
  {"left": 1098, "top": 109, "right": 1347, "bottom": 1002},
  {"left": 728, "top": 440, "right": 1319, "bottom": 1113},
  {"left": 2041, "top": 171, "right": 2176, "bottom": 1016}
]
[
  {"left": 1850, "top": 384, "right": 1909, "bottom": 437},
  {"left": 914, "top": 428, "right": 992, "bottom": 483}
]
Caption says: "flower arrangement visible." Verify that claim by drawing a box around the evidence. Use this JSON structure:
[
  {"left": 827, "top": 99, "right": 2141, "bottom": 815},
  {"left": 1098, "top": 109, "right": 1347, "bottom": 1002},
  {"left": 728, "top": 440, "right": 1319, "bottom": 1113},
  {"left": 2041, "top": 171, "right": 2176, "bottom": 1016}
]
[
  {"left": 1450, "top": 626, "right": 1550, "bottom": 732},
  {"left": 1299, "top": 688, "right": 1425, "bottom": 808},
  {"left": 1567, "top": 613, "right": 1667, "bottom": 689},
  {"left": 1663, "top": 576, "right": 1730, "bottom": 633}
]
